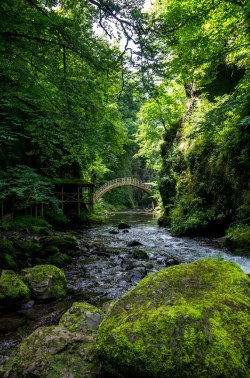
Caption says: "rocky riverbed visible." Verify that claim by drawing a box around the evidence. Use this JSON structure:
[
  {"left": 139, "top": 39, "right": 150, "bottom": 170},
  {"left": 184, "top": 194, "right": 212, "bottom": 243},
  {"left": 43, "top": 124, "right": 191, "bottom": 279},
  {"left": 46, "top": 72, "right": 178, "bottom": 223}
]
[{"left": 1, "top": 210, "right": 250, "bottom": 363}]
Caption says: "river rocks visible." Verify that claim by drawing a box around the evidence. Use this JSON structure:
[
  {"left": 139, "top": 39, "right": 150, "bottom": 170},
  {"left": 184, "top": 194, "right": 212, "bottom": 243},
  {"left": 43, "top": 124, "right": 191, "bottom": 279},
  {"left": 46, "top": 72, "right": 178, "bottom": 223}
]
[
  {"left": 118, "top": 222, "right": 131, "bottom": 230},
  {"left": 127, "top": 240, "right": 142, "bottom": 247},
  {"left": 22, "top": 265, "right": 67, "bottom": 300},
  {"left": 109, "top": 229, "right": 119, "bottom": 235},
  {"left": 3, "top": 325, "right": 100, "bottom": 378},
  {"left": 132, "top": 249, "right": 149, "bottom": 260},
  {"left": 4, "top": 302, "right": 104, "bottom": 377},
  {"left": 96, "top": 258, "right": 250, "bottom": 378},
  {"left": 59, "top": 301, "right": 104, "bottom": 335},
  {"left": 0, "top": 271, "right": 30, "bottom": 305},
  {"left": 165, "top": 257, "right": 180, "bottom": 266}
]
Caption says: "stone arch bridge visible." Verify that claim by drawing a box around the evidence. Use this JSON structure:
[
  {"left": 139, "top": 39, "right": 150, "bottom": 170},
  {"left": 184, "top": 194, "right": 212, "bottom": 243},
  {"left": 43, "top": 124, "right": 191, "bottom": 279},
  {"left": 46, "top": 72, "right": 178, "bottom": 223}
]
[{"left": 94, "top": 177, "right": 156, "bottom": 204}]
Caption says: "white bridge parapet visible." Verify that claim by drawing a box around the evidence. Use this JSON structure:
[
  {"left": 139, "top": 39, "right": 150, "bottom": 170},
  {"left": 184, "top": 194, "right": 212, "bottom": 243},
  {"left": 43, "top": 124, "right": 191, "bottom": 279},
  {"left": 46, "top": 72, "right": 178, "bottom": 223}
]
[{"left": 94, "top": 177, "right": 154, "bottom": 202}]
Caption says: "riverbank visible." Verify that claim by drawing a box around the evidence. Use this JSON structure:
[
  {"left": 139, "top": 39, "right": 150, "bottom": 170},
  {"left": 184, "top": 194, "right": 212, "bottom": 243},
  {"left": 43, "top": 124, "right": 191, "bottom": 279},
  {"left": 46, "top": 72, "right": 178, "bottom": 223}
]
[{"left": 1, "top": 210, "right": 250, "bottom": 369}]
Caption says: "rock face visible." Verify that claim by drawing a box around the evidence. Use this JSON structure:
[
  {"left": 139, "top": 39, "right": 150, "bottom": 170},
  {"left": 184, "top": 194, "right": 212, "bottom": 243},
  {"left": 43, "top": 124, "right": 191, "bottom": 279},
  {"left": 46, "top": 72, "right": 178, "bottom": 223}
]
[
  {"left": 96, "top": 258, "right": 250, "bottom": 378},
  {"left": 59, "top": 301, "right": 104, "bottom": 335},
  {"left": 4, "top": 326, "right": 98, "bottom": 378},
  {"left": 23, "top": 264, "right": 67, "bottom": 299},
  {"left": 0, "top": 270, "right": 30, "bottom": 304},
  {"left": 4, "top": 302, "right": 104, "bottom": 378}
]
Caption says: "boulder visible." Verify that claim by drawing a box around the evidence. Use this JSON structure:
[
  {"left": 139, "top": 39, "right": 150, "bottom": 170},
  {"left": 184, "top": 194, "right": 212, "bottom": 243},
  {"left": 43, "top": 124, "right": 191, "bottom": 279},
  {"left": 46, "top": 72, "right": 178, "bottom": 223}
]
[
  {"left": 23, "top": 264, "right": 67, "bottom": 300},
  {"left": 0, "top": 270, "right": 30, "bottom": 305},
  {"left": 109, "top": 229, "right": 119, "bottom": 235},
  {"left": 118, "top": 222, "right": 131, "bottom": 230},
  {"left": 47, "top": 252, "right": 72, "bottom": 267},
  {"left": 96, "top": 258, "right": 250, "bottom": 378},
  {"left": 132, "top": 249, "right": 149, "bottom": 260},
  {"left": 225, "top": 226, "right": 250, "bottom": 257},
  {"left": 31, "top": 226, "right": 52, "bottom": 236},
  {"left": 127, "top": 240, "right": 142, "bottom": 247},
  {"left": 15, "top": 240, "right": 42, "bottom": 256},
  {"left": 59, "top": 301, "right": 104, "bottom": 335},
  {"left": 42, "top": 235, "right": 77, "bottom": 253},
  {"left": 3, "top": 325, "right": 101, "bottom": 378}
]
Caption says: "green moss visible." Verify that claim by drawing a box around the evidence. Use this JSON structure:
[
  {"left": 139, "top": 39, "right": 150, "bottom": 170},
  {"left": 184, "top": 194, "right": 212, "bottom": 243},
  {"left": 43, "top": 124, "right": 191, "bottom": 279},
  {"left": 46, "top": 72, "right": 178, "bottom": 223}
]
[
  {"left": 96, "top": 258, "right": 250, "bottom": 378},
  {"left": 45, "top": 210, "right": 70, "bottom": 226},
  {"left": 46, "top": 245, "right": 60, "bottom": 255},
  {"left": 23, "top": 264, "right": 67, "bottom": 299},
  {"left": 1, "top": 253, "right": 17, "bottom": 269},
  {"left": 15, "top": 240, "right": 42, "bottom": 255},
  {"left": 59, "top": 302, "right": 104, "bottom": 335},
  {"left": 47, "top": 252, "right": 72, "bottom": 267},
  {"left": 225, "top": 225, "right": 250, "bottom": 256},
  {"left": 42, "top": 235, "right": 77, "bottom": 252},
  {"left": 0, "top": 270, "right": 30, "bottom": 303},
  {"left": 157, "top": 214, "right": 169, "bottom": 227},
  {"left": 4, "top": 325, "right": 100, "bottom": 378},
  {"left": 0, "top": 239, "right": 15, "bottom": 254},
  {"left": 0, "top": 216, "right": 51, "bottom": 231},
  {"left": 31, "top": 226, "right": 53, "bottom": 236},
  {"left": 132, "top": 249, "right": 149, "bottom": 260}
]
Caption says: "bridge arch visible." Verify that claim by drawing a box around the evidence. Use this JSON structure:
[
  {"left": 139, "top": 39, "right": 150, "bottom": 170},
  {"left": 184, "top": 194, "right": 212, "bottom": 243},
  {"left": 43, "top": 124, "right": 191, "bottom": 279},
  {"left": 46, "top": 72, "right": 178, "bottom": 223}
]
[{"left": 94, "top": 177, "right": 155, "bottom": 203}]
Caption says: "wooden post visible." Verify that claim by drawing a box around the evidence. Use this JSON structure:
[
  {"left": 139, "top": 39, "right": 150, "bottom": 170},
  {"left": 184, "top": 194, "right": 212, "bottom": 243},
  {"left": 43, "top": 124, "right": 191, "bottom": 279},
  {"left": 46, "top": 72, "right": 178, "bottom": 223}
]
[{"left": 88, "top": 186, "right": 94, "bottom": 214}]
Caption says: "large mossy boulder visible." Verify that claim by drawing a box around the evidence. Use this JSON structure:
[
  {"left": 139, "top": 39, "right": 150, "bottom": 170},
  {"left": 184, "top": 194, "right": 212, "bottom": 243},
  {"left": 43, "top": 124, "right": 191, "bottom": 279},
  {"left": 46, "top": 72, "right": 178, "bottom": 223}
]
[
  {"left": 23, "top": 264, "right": 67, "bottom": 299},
  {"left": 59, "top": 302, "right": 104, "bottom": 335},
  {"left": 96, "top": 258, "right": 250, "bottom": 378},
  {"left": 4, "top": 325, "right": 100, "bottom": 378},
  {"left": 0, "top": 270, "right": 30, "bottom": 304}
]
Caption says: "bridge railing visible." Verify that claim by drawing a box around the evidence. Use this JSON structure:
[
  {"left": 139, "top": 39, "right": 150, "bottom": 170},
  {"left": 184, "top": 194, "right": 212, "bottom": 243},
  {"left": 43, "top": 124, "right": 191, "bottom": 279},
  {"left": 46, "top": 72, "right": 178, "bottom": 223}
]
[
  {"left": 94, "top": 177, "right": 154, "bottom": 201},
  {"left": 96, "top": 178, "right": 152, "bottom": 192}
]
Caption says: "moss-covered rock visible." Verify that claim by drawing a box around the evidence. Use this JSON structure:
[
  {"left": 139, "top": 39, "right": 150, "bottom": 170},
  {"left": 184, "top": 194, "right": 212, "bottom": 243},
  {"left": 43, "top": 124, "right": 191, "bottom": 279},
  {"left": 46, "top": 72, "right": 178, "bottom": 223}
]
[
  {"left": 23, "top": 264, "right": 67, "bottom": 299},
  {"left": 0, "top": 253, "right": 17, "bottom": 269},
  {"left": 132, "top": 249, "right": 149, "bottom": 260},
  {"left": 4, "top": 325, "right": 101, "bottom": 378},
  {"left": 96, "top": 258, "right": 250, "bottom": 378},
  {"left": 15, "top": 240, "right": 42, "bottom": 256},
  {"left": 0, "top": 239, "right": 16, "bottom": 254},
  {"left": 118, "top": 222, "right": 131, "bottom": 229},
  {"left": 31, "top": 226, "right": 52, "bottom": 236},
  {"left": 59, "top": 302, "right": 104, "bottom": 335},
  {"left": 47, "top": 252, "right": 72, "bottom": 267},
  {"left": 42, "top": 235, "right": 77, "bottom": 252},
  {"left": 0, "top": 270, "right": 30, "bottom": 304},
  {"left": 225, "top": 225, "right": 250, "bottom": 256}
]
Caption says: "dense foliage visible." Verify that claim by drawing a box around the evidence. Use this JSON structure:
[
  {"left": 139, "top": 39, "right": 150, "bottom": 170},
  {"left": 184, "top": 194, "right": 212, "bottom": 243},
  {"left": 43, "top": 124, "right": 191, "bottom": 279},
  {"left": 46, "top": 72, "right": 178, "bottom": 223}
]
[
  {"left": 136, "top": 0, "right": 250, "bottom": 236},
  {"left": 0, "top": 0, "right": 127, "bottom": 209},
  {"left": 0, "top": 0, "right": 249, "bottom": 235}
]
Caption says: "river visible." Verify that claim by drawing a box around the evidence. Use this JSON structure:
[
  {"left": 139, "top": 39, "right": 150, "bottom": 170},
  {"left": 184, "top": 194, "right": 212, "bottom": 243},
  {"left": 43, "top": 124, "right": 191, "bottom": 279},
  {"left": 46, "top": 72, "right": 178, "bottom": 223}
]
[{"left": 1, "top": 209, "right": 250, "bottom": 361}]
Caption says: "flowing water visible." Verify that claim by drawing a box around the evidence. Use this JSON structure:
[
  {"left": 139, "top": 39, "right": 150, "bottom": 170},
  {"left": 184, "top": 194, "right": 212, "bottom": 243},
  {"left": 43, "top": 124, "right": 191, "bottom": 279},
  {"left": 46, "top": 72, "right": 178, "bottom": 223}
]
[{"left": 1, "top": 209, "right": 250, "bottom": 361}]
